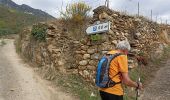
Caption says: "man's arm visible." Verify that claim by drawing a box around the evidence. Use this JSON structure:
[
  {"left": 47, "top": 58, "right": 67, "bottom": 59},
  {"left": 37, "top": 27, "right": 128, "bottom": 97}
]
[{"left": 121, "top": 72, "right": 142, "bottom": 89}]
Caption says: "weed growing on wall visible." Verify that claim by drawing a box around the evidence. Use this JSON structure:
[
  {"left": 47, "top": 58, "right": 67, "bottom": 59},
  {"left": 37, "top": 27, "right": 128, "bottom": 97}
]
[{"left": 31, "top": 23, "right": 47, "bottom": 41}]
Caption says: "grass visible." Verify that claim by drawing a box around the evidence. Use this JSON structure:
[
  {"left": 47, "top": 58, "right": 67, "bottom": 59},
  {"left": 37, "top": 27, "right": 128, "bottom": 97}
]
[
  {"left": 123, "top": 46, "right": 170, "bottom": 100},
  {"left": 56, "top": 73, "right": 101, "bottom": 100},
  {"left": 54, "top": 45, "right": 170, "bottom": 100}
]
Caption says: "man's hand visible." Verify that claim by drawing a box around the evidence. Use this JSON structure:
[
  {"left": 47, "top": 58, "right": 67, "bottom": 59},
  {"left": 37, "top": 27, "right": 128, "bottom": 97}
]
[{"left": 137, "top": 82, "right": 143, "bottom": 90}]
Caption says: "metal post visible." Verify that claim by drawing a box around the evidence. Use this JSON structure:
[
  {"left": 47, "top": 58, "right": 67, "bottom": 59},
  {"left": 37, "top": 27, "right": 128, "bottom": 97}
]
[
  {"left": 151, "top": 10, "right": 152, "bottom": 21},
  {"left": 105, "top": 0, "right": 109, "bottom": 8},
  {"left": 107, "top": 0, "right": 109, "bottom": 8},
  {"left": 138, "top": 2, "right": 140, "bottom": 17},
  {"left": 156, "top": 16, "right": 157, "bottom": 23}
]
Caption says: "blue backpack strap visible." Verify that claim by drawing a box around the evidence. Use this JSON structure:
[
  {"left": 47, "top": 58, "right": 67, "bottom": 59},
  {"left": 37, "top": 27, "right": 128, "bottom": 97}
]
[{"left": 106, "top": 53, "right": 123, "bottom": 87}]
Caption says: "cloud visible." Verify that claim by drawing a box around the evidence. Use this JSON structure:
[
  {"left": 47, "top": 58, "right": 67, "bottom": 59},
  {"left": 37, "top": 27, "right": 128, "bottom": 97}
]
[{"left": 12, "top": 0, "right": 170, "bottom": 24}]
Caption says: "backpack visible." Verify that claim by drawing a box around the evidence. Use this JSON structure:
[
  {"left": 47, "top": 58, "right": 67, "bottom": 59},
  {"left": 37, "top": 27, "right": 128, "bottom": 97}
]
[{"left": 95, "top": 53, "right": 122, "bottom": 88}]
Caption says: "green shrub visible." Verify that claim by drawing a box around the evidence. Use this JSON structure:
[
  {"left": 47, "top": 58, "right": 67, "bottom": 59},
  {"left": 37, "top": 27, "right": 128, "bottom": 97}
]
[
  {"left": 31, "top": 23, "right": 47, "bottom": 41},
  {"left": 60, "top": 2, "right": 91, "bottom": 24},
  {"left": 60, "top": 2, "right": 91, "bottom": 40}
]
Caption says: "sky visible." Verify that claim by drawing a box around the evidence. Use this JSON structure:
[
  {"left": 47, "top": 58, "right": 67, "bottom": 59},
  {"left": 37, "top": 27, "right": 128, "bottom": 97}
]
[{"left": 12, "top": 0, "right": 170, "bottom": 24}]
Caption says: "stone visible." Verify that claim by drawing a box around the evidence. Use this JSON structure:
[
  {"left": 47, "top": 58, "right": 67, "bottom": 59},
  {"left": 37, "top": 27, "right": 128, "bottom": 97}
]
[
  {"left": 128, "top": 64, "right": 136, "bottom": 69},
  {"left": 83, "top": 70, "right": 90, "bottom": 77},
  {"left": 75, "top": 51, "right": 81, "bottom": 54},
  {"left": 87, "top": 49, "right": 96, "bottom": 54},
  {"left": 51, "top": 54, "right": 58, "bottom": 58},
  {"left": 75, "top": 54, "right": 83, "bottom": 60},
  {"left": 79, "top": 60, "right": 88, "bottom": 66},
  {"left": 101, "top": 51, "right": 108, "bottom": 54},
  {"left": 81, "top": 45, "right": 88, "bottom": 51},
  {"left": 47, "top": 44, "right": 56, "bottom": 53},
  {"left": 108, "top": 30, "right": 115, "bottom": 35},
  {"left": 99, "top": 12, "right": 112, "bottom": 21},
  {"left": 111, "top": 40, "right": 117, "bottom": 45},
  {"left": 111, "top": 13, "right": 119, "bottom": 17},
  {"left": 73, "top": 41, "right": 80, "bottom": 44},
  {"left": 100, "top": 43, "right": 114, "bottom": 51},
  {"left": 83, "top": 54, "right": 91, "bottom": 59},
  {"left": 79, "top": 71, "right": 83, "bottom": 76},
  {"left": 58, "top": 60, "right": 64, "bottom": 66},
  {"left": 134, "top": 32, "right": 141, "bottom": 39},
  {"left": 81, "top": 50, "right": 86, "bottom": 54},
  {"left": 48, "top": 24, "right": 56, "bottom": 30},
  {"left": 128, "top": 60, "right": 134, "bottom": 64},
  {"left": 87, "top": 65, "right": 96, "bottom": 70},
  {"left": 36, "top": 54, "right": 42, "bottom": 64},
  {"left": 116, "top": 32, "right": 120, "bottom": 36},
  {"left": 78, "top": 66, "right": 86, "bottom": 70},
  {"left": 89, "top": 60, "right": 97, "bottom": 66},
  {"left": 91, "top": 53, "right": 100, "bottom": 60}
]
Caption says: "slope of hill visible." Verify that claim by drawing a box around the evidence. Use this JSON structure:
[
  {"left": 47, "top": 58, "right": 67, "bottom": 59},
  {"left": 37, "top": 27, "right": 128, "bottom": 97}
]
[
  {"left": 0, "top": 0, "right": 54, "bottom": 19},
  {"left": 0, "top": 5, "right": 43, "bottom": 35}
]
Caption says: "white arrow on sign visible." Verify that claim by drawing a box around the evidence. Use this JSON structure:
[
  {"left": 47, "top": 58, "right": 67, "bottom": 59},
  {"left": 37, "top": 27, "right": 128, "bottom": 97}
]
[{"left": 86, "top": 21, "right": 111, "bottom": 35}]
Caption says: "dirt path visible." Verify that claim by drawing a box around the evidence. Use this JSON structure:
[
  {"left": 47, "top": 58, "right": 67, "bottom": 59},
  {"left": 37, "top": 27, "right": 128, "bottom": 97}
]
[
  {"left": 0, "top": 39, "right": 76, "bottom": 100},
  {"left": 140, "top": 59, "right": 170, "bottom": 100}
]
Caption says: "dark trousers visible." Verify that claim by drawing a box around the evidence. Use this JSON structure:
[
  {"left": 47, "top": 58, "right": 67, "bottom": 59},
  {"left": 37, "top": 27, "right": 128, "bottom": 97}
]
[{"left": 100, "top": 91, "right": 123, "bottom": 100}]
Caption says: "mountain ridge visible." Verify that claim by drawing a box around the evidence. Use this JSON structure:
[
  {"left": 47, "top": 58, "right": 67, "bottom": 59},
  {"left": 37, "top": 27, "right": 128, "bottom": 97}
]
[{"left": 0, "top": 0, "right": 55, "bottom": 19}]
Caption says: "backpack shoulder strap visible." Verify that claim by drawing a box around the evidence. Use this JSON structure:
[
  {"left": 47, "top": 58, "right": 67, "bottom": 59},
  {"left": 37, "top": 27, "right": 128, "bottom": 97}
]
[
  {"left": 109, "top": 53, "right": 123, "bottom": 61},
  {"left": 106, "top": 53, "right": 124, "bottom": 87}
]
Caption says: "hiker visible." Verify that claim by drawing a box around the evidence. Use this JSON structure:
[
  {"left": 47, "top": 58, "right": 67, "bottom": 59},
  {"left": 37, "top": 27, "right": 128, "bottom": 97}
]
[{"left": 99, "top": 40, "right": 143, "bottom": 100}]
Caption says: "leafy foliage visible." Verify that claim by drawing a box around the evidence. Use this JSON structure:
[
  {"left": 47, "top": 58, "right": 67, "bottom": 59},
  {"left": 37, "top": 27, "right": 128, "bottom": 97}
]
[
  {"left": 60, "top": 2, "right": 91, "bottom": 40},
  {"left": 31, "top": 23, "right": 47, "bottom": 41},
  {"left": 61, "top": 2, "right": 91, "bottom": 24}
]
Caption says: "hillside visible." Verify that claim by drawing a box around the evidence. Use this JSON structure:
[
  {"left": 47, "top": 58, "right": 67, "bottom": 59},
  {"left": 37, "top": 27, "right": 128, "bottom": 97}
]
[
  {"left": 0, "top": 5, "right": 42, "bottom": 35},
  {"left": 0, "top": 0, "right": 54, "bottom": 19}
]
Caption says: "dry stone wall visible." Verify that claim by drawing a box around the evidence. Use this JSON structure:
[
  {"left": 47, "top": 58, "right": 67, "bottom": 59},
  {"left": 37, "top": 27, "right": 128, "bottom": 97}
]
[{"left": 19, "top": 6, "right": 168, "bottom": 83}]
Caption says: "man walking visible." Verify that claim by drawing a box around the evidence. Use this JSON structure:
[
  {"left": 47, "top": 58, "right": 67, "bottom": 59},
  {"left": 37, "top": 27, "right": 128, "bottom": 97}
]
[{"left": 99, "top": 40, "right": 143, "bottom": 100}]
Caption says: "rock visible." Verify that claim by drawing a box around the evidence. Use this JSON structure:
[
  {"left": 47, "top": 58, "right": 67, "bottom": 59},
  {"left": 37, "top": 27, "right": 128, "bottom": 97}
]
[
  {"left": 81, "top": 45, "right": 88, "bottom": 51},
  {"left": 128, "top": 60, "right": 134, "bottom": 64},
  {"left": 99, "top": 12, "right": 112, "bottom": 21},
  {"left": 52, "top": 49, "right": 61, "bottom": 53},
  {"left": 112, "top": 40, "right": 118, "bottom": 45},
  {"left": 47, "top": 44, "right": 56, "bottom": 53},
  {"left": 134, "top": 32, "right": 141, "bottom": 39},
  {"left": 128, "top": 63, "right": 136, "bottom": 69},
  {"left": 73, "top": 41, "right": 80, "bottom": 44},
  {"left": 91, "top": 53, "right": 100, "bottom": 60},
  {"left": 112, "top": 13, "right": 119, "bottom": 17},
  {"left": 83, "top": 70, "right": 90, "bottom": 77},
  {"left": 81, "top": 50, "right": 86, "bottom": 54},
  {"left": 36, "top": 54, "right": 41, "bottom": 64},
  {"left": 48, "top": 24, "right": 56, "bottom": 30},
  {"left": 79, "top": 60, "right": 88, "bottom": 66},
  {"left": 87, "top": 49, "right": 96, "bottom": 54},
  {"left": 108, "top": 30, "right": 115, "bottom": 35},
  {"left": 100, "top": 42, "right": 114, "bottom": 51},
  {"left": 78, "top": 66, "right": 86, "bottom": 70},
  {"left": 58, "top": 60, "right": 64, "bottom": 66},
  {"left": 47, "top": 30, "right": 55, "bottom": 37},
  {"left": 75, "top": 54, "right": 83, "bottom": 60},
  {"left": 75, "top": 51, "right": 81, "bottom": 54},
  {"left": 87, "top": 65, "right": 96, "bottom": 70},
  {"left": 83, "top": 54, "right": 91, "bottom": 59},
  {"left": 89, "top": 60, "right": 97, "bottom": 66},
  {"left": 79, "top": 71, "right": 83, "bottom": 76}
]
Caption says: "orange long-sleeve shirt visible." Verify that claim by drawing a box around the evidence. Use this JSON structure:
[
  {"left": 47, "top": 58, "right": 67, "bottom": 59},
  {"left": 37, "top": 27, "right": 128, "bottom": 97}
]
[{"left": 100, "top": 50, "right": 128, "bottom": 95}]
